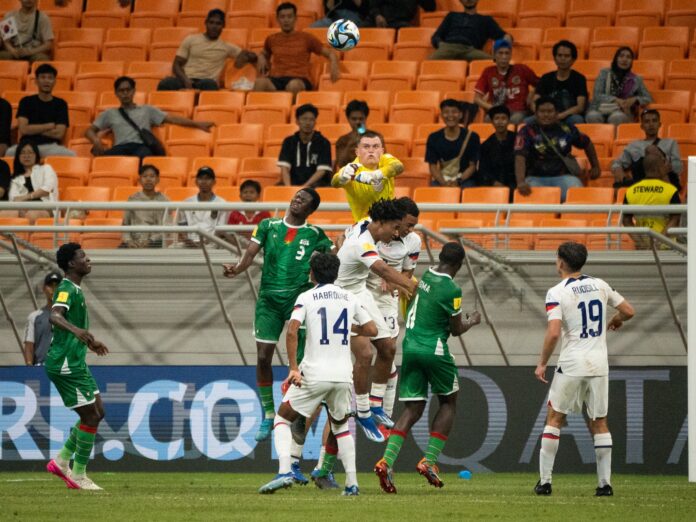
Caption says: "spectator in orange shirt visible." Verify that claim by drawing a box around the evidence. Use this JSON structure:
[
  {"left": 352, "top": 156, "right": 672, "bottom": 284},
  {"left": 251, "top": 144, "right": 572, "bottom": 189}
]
[{"left": 254, "top": 2, "right": 340, "bottom": 97}]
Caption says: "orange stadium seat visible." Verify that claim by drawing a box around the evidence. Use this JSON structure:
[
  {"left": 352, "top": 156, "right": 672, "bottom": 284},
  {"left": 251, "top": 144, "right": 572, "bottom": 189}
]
[
  {"left": 54, "top": 91, "right": 97, "bottom": 126},
  {"left": 371, "top": 123, "right": 414, "bottom": 158},
  {"left": 238, "top": 173, "right": 280, "bottom": 188},
  {"left": 494, "top": 218, "right": 536, "bottom": 250},
  {"left": 214, "top": 186, "right": 242, "bottom": 202},
  {"left": 262, "top": 186, "right": 303, "bottom": 204},
  {"left": 81, "top": 0, "right": 130, "bottom": 29},
  {"left": 511, "top": 186, "right": 561, "bottom": 225},
  {"left": 417, "top": 60, "right": 467, "bottom": 94},
  {"left": 460, "top": 186, "right": 510, "bottom": 224},
  {"left": 436, "top": 217, "right": 488, "bottom": 247},
  {"left": 639, "top": 26, "right": 689, "bottom": 61},
  {"left": 91, "top": 156, "right": 139, "bottom": 175},
  {"left": 0, "top": 61, "right": 27, "bottom": 93},
  {"left": 126, "top": 61, "right": 172, "bottom": 92},
  {"left": 189, "top": 157, "right": 239, "bottom": 186},
  {"left": 221, "top": 28, "right": 249, "bottom": 48},
  {"left": 615, "top": 0, "right": 665, "bottom": 29},
  {"left": 148, "top": 91, "right": 196, "bottom": 118},
  {"left": 649, "top": 90, "right": 691, "bottom": 126},
  {"left": 396, "top": 158, "right": 430, "bottom": 193},
  {"left": 318, "top": 61, "right": 369, "bottom": 92},
  {"left": 27, "top": 61, "right": 76, "bottom": 91},
  {"left": 317, "top": 124, "right": 351, "bottom": 149},
  {"left": 516, "top": 0, "right": 565, "bottom": 29},
  {"left": 163, "top": 186, "right": 198, "bottom": 201},
  {"left": 102, "top": 28, "right": 152, "bottom": 63},
  {"left": 413, "top": 186, "right": 461, "bottom": 221},
  {"left": 81, "top": 217, "right": 123, "bottom": 249},
  {"left": 143, "top": 157, "right": 191, "bottom": 178},
  {"left": 562, "top": 187, "right": 615, "bottom": 221},
  {"left": 535, "top": 218, "right": 588, "bottom": 251},
  {"left": 464, "top": 61, "right": 486, "bottom": 92},
  {"left": 420, "top": 11, "right": 447, "bottom": 29},
  {"left": 74, "top": 61, "right": 123, "bottom": 94},
  {"left": 341, "top": 90, "right": 390, "bottom": 123},
  {"left": 390, "top": 91, "right": 440, "bottom": 125},
  {"left": 668, "top": 123, "right": 696, "bottom": 155},
  {"left": 149, "top": 27, "right": 198, "bottom": 62},
  {"left": 38, "top": 0, "right": 81, "bottom": 30},
  {"left": 412, "top": 123, "right": 442, "bottom": 158},
  {"left": 312, "top": 187, "right": 352, "bottom": 221},
  {"left": 30, "top": 218, "right": 82, "bottom": 249},
  {"left": 565, "top": 0, "right": 616, "bottom": 29},
  {"left": 108, "top": 186, "right": 142, "bottom": 219},
  {"left": 177, "top": 0, "right": 228, "bottom": 28},
  {"left": 368, "top": 61, "right": 419, "bottom": 95},
  {"left": 214, "top": 124, "right": 264, "bottom": 157},
  {"left": 62, "top": 186, "right": 112, "bottom": 218},
  {"left": 129, "top": 0, "right": 178, "bottom": 29},
  {"left": 632, "top": 60, "right": 665, "bottom": 91},
  {"left": 54, "top": 28, "right": 104, "bottom": 62},
  {"left": 228, "top": 0, "right": 274, "bottom": 30},
  {"left": 166, "top": 127, "right": 214, "bottom": 159},
  {"left": 0, "top": 217, "right": 30, "bottom": 241},
  {"left": 46, "top": 156, "right": 89, "bottom": 189},
  {"left": 575, "top": 124, "right": 615, "bottom": 158},
  {"left": 96, "top": 91, "right": 146, "bottom": 115},
  {"left": 665, "top": 0, "right": 696, "bottom": 34},
  {"left": 295, "top": 91, "right": 343, "bottom": 124},
  {"left": 505, "top": 28, "right": 542, "bottom": 61},
  {"left": 478, "top": 0, "right": 518, "bottom": 28},
  {"left": 666, "top": 60, "right": 696, "bottom": 92},
  {"left": 248, "top": 27, "right": 277, "bottom": 51},
  {"left": 525, "top": 60, "right": 556, "bottom": 78},
  {"left": 88, "top": 171, "right": 137, "bottom": 189},
  {"left": 263, "top": 123, "right": 297, "bottom": 157},
  {"left": 541, "top": 28, "right": 591, "bottom": 60},
  {"left": 588, "top": 27, "right": 640, "bottom": 60}
]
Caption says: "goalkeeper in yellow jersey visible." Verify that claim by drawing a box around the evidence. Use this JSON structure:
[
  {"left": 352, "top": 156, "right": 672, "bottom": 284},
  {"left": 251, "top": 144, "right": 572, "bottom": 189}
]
[{"left": 331, "top": 131, "right": 404, "bottom": 222}]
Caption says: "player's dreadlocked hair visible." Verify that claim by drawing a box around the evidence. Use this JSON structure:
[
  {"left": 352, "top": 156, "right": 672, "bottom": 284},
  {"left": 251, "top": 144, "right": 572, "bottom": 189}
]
[
  {"left": 56, "top": 243, "right": 82, "bottom": 273},
  {"left": 299, "top": 187, "right": 321, "bottom": 213},
  {"left": 310, "top": 252, "right": 341, "bottom": 284},
  {"left": 557, "top": 241, "right": 587, "bottom": 272},
  {"left": 368, "top": 199, "right": 405, "bottom": 223},
  {"left": 394, "top": 196, "right": 419, "bottom": 218},
  {"left": 439, "top": 241, "right": 465, "bottom": 265}
]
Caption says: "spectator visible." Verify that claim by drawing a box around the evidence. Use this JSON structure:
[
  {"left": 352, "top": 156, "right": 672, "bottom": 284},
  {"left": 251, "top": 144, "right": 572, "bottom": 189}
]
[
  {"left": 425, "top": 99, "right": 480, "bottom": 188},
  {"left": 177, "top": 166, "right": 228, "bottom": 248},
  {"left": 157, "top": 9, "right": 257, "bottom": 91},
  {"left": 369, "top": 0, "right": 436, "bottom": 28},
  {"left": 585, "top": 47, "right": 652, "bottom": 125},
  {"left": 429, "top": 0, "right": 510, "bottom": 62},
  {"left": 86, "top": 76, "right": 214, "bottom": 160},
  {"left": 6, "top": 64, "right": 74, "bottom": 157},
  {"left": 0, "top": 0, "right": 53, "bottom": 62},
  {"left": 121, "top": 164, "right": 170, "bottom": 249},
  {"left": 478, "top": 105, "right": 515, "bottom": 194},
  {"left": 515, "top": 96, "right": 600, "bottom": 202},
  {"left": 0, "top": 96, "right": 11, "bottom": 156},
  {"left": 226, "top": 180, "right": 272, "bottom": 239},
  {"left": 255, "top": 2, "right": 340, "bottom": 96},
  {"left": 335, "top": 99, "right": 369, "bottom": 169},
  {"left": 278, "top": 104, "right": 332, "bottom": 187},
  {"left": 532, "top": 40, "right": 587, "bottom": 125},
  {"left": 8, "top": 138, "right": 58, "bottom": 223},
  {"left": 23, "top": 271, "right": 62, "bottom": 366},
  {"left": 0, "top": 156, "right": 10, "bottom": 205},
  {"left": 312, "top": 0, "right": 369, "bottom": 27},
  {"left": 474, "top": 39, "right": 538, "bottom": 125},
  {"left": 622, "top": 147, "right": 681, "bottom": 249},
  {"left": 611, "top": 109, "right": 682, "bottom": 191}
]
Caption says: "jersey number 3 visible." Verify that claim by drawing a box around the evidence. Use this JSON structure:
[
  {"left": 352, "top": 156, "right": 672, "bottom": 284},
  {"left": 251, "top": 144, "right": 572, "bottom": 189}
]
[
  {"left": 295, "top": 246, "right": 305, "bottom": 260},
  {"left": 578, "top": 299, "right": 603, "bottom": 338},
  {"left": 317, "top": 307, "right": 349, "bottom": 345}
]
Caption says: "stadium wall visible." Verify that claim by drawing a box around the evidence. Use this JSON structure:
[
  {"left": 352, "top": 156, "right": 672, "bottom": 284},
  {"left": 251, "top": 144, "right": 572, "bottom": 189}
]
[{"left": 0, "top": 366, "right": 687, "bottom": 474}]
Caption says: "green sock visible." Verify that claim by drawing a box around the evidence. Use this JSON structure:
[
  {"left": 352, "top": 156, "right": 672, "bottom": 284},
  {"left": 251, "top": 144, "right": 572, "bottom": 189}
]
[
  {"left": 58, "top": 421, "right": 80, "bottom": 462},
  {"left": 383, "top": 430, "right": 406, "bottom": 467},
  {"left": 320, "top": 447, "right": 337, "bottom": 475},
  {"left": 425, "top": 432, "right": 447, "bottom": 465},
  {"left": 258, "top": 383, "right": 275, "bottom": 418},
  {"left": 72, "top": 425, "right": 97, "bottom": 476}
]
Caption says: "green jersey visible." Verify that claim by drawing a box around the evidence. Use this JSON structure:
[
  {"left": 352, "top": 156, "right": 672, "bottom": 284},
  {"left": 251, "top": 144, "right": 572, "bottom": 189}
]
[
  {"left": 403, "top": 268, "right": 462, "bottom": 355},
  {"left": 44, "top": 278, "right": 89, "bottom": 375},
  {"left": 251, "top": 218, "right": 333, "bottom": 295}
]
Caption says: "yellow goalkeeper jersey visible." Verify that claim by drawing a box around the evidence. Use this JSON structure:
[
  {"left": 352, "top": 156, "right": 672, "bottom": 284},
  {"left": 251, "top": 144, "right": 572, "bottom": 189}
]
[{"left": 331, "top": 154, "right": 403, "bottom": 221}]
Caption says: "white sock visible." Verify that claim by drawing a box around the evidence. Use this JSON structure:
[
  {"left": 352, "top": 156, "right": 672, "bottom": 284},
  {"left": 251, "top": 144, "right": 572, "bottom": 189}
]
[
  {"left": 539, "top": 425, "right": 560, "bottom": 484},
  {"left": 333, "top": 423, "right": 357, "bottom": 488},
  {"left": 356, "top": 393, "right": 370, "bottom": 418},
  {"left": 384, "top": 364, "right": 398, "bottom": 417},
  {"left": 370, "top": 383, "right": 387, "bottom": 408},
  {"left": 290, "top": 439, "right": 303, "bottom": 465},
  {"left": 314, "top": 445, "right": 326, "bottom": 471},
  {"left": 273, "top": 415, "right": 292, "bottom": 474},
  {"left": 594, "top": 433, "right": 613, "bottom": 487},
  {"left": 55, "top": 454, "right": 70, "bottom": 469}
]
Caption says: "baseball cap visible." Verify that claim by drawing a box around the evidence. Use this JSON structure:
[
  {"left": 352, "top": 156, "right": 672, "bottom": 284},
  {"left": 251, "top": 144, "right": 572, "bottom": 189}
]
[
  {"left": 196, "top": 166, "right": 216, "bottom": 179},
  {"left": 44, "top": 271, "right": 63, "bottom": 286},
  {"left": 493, "top": 39, "right": 512, "bottom": 53}
]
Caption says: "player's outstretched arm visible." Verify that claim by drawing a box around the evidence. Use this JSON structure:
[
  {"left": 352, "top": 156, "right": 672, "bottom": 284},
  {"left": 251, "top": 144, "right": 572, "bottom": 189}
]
[
  {"left": 370, "top": 260, "right": 417, "bottom": 298},
  {"left": 222, "top": 241, "right": 261, "bottom": 278},
  {"left": 450, "top": 310, "right": 481, "bottom": 336},
  {"left": 535, "top": 319, "right": 562, "bottom": 384},
  {"left": 285, "top": 319, "right": 302, "bottom": 386},
  {"left": 608, "top": 300, "right": 635, "bottom": 331}
]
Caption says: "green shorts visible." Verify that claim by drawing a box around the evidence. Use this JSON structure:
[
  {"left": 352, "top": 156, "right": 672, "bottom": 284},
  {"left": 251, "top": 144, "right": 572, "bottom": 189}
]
[
  {"left": 47, "top": 367, "right": 99, "bottom": 410},
  {"left": 399, "top": 351, "right": 460, "bottom": 401},
  {"left": 254, "top": 291, "right": 307, "bottom": 362}
]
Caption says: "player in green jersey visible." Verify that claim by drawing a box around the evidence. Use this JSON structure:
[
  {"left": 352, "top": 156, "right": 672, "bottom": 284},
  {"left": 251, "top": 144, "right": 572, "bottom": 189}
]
[
  {"left": 45, "top": 243, "right": 109, "bottom": 491},
  {"left": 223, "top": 188, "right": 333, "bottom": 446},
  {"left": 374, "top": 242, "right": 481, "bottom": 494}
]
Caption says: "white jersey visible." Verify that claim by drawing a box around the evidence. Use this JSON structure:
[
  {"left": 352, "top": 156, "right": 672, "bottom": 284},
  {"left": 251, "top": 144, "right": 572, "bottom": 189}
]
[
  {"left": 291, "top": 283, "right": 371, "bottom": 383},
  {"left": 335, "top": 220, "right": 381, "bottom": 293},
  {"left": 545, "top": 275, "right": 624, "bottom": 377},
  {"left": 366, "top": 230, "right": 421, "bottom": 295}
]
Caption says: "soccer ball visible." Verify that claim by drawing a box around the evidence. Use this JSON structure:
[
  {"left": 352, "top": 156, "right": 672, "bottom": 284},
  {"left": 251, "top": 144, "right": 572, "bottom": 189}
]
[{"left": 327, "top": 19, "right": 360, "bottom": 51}]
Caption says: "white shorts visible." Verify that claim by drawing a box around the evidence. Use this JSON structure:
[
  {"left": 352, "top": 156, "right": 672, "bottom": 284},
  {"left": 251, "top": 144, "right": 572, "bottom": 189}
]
[
  {"left": 283, "top": 379, "right": 353, "bottom": 420},
  {"left": 372, "top": 289, "right": 399, "bottom": 338},
  {"left": 351, "top": 288, "right": 391, "bottom": 340},
  {"left": 548, "top": 372, "right": 609, "bottom": 420}
]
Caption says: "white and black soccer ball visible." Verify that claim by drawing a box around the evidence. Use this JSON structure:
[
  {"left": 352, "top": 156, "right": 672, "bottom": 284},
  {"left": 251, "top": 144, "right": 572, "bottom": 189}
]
[{"left": 327, "top": 19, "right": 360, "bottom": 52}]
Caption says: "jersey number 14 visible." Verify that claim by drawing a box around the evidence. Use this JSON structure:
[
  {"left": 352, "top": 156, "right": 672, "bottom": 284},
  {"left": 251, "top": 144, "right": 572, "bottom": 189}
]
[
  {"left": 317, "top": 307, "right": 349, "bottom": 345},
  {"left": 578, "top": 299, "right": 603, "bottom": 338}
]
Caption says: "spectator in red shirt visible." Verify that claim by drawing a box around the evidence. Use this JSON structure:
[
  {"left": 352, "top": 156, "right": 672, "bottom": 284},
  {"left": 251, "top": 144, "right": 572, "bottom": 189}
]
[
  {"left": 474, "top": 39, "right": 538, "bottom": 125},
  {"left": 227, "top": 180, "right": 272, "bottom": 238}
]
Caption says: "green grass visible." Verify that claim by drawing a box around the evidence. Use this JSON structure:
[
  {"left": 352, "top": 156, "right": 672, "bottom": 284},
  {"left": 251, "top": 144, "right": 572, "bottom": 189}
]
[{"left": 1, "top": 472, "right": 695, "bottom": 521}]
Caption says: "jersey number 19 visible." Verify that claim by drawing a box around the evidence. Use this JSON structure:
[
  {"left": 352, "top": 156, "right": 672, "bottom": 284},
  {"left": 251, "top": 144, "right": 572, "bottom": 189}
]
[{"left": 578, "top": 299, "right": 603, "bottom": 338}]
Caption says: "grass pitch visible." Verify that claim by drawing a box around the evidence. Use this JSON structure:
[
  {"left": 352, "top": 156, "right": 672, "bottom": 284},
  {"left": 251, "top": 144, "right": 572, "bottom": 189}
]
[{"left": 1, "top": 472, "right": 695, "bottom": 521}]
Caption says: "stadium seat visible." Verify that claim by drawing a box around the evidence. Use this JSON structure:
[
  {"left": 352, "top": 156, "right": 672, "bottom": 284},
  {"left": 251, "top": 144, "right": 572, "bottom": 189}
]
[
  {"left": 262, "top": 186, "right": 303, "bottom": 204},
  {"left": 54, "top": 91, "right": 98, "bottom": 126},
  {"left": 525, "top": 61, "right": 556, "bottom": 79},
  {"left": 396, "top": 27, "right": 433, "bottom": 45},
  {"left": 30, "top": 218, "right": 82, "bottom": 249},
  {"left": 420, "top": 11, "right": 447, "bottom": 29},
  {"left": 562, "top": 187, "right": 615, "bottom": 221},
  {"left": 632, "top": 60, "right": 665, "bottom": 91},
  {"left": 516, "top": 0, "right": 565, "bottom": 29},
  {"left": 312, "top": 187, "right": 352, "bottom": 221},
  {"left": 129, "top": 0, "right": 178, "bottom": 28},
  {"left": 108, "top": 186, "right": 142, "bottom": 219},
  {"left": 240, "top": 157, "right": 277, "bottom": 176},
  {"left": 263, "top": 123, "right": 297, "bottom": 157},
  {"left": 575, "top": 124, "right": 615, "bottom": 158},
  {"left": 189, "top": 157, "right": 239, "bottom": 186},
  {"left": 413, "top": 186, "right": 461, "bottom": 221},
  {"left": 193, "top": 106, "right": 239, "bottom": 126},
  {"left": 341, "top": 90, "right": 390, "bottom": 124},
  {"left": 393, "top": 42, "right": 434, "bottom": 62},
  {"left": 588, "top": 26, "right": 640, "bottom": 60},
  {"left": 148, "top": 91, "right": 196, "bottom": 118},
  {"left": 343, "top": 41, "right": 391, "bottom": 63},
  {"left": 54, "top": 28, "right": 104, "bottom": 62},
  {"left": 73, "top": 62, "right": 122, "bottom": 95},
  {"left": 511, "top": 186, "right": 561, "bottom": 225},
  {"left": 665, "top": 0, "right": 696, "bottom": 34},
  {"left": 214, "top": 124, "right": 264, "bottom": 157},
  {"left": 534, "top": 218, "right": 588, "bottom": 251},
  {"left": 293, "top": 91, "right": 342, "bottom": 125},
  {"left": 242, "top": 92, "right": 293, "bottom": 126},
  {"left": 639, "top": 26, "right": 689, "bottom": 61},
  {"left": 666, "top": 60, "right": 696, "bottom": 92},
  {"left": 412, "top": 123, "right": 442, "bottom": 158},
  {"left": 493, "top": 218, "right": 536, "bottom": 250},
  {"left": 149, "top": 27, "right": 198, "bottom": 62},
  {"left": 668, "top": 124, "right": 696, "bottom": 155},
  {"left": 177, "top": 0, "right": 227, "bottom": 28},
  {"left": 565, "top": 0, "right": 616, "bottom": 29},
  {"left": 166, "top": 127, "right": 214, "bottom": 159},
  {"left": 370, "top": 123, "right": 414, "bottom": 158},
  {"left": 478, "top": 0, "right": 518, "bottom": 28},
  {"left": 46, "top": 156, "right": 91, "bottom": 177},
  {"left": 220, "top": 28, "right": 249, "bottom": 49},
  {"left": 318, "top": 61, "right": 369, "bottom": 92},
  {"left": 102, "top": 28, "right": 152, "bottom": 63},
  {"left": 88, "top": 171, "right": 137, "bottom": 189},
  {"left": 227, "top": 0, "right": 273, "bottom": 30},
  {"left": 396, "top": 158, "right": 430, "bottom": 193},
  {"left": 238, "top": 173, "right": 280, "bottom": 188},
  {"left": 38, "top": 0, "right": 81, "bottom": 30},
  {"left": 436, "top": 217, "right": 488, "bottom": 247},
  {"left": 81, "top": 217, "right": 123, "bottom": 249},
  {"left": 367, "top": 61, "right": 419, "bottom": 96},
  {"left": 140, "top": 157, "right": 189, "bottom": 178},
  {"left": 540, "top": 28, "right": 591, "bottom": 60},
  {"left": 460, "top": 186, "right": 510, "bottom": 224},
  {"left": 125, "top": 61, "right": 172, "bottom": 93},
  {"left": 649, "top": 90, "right": 691, "bottom": 126},
  {"left": 390, "top": 91, "right": 441, "bottom": 125},
  {"left": 96, "top": 91, "right": 146, "bottom": 115},
  {"left": 62, "top": 186, "right": 112, "bottom": 218},
  {"left": 92, "top": 156, "right": 139, "bottom": 175},
  {"left": 615, "top": 0, "right": 665, "bottom": 29},
  {"left": 214, "top": 186, "right": 242, "bottom": 202},
  {"left": 0, "top": 61, "right": 27, "bottom": 93},
  {"left": 165, "top": 186, "right": 201, "bottom": 203},
  {"left": 81, "top": 0, "right": 130, "bottom": 29},
  {"left": 417, "top": 61, "right": 467, "bottom": 94},
  {"left": 316, "top": 124, "right": 351, "bottom": 148},
  {"left": 27, "top": 61, "right": 76, "bottom": 91},
  {"left": 504, "top": 28, "right": 542, "bottom": 61},
  {"left": 0, "top": 217, "right": 31, "bottom": 241}
]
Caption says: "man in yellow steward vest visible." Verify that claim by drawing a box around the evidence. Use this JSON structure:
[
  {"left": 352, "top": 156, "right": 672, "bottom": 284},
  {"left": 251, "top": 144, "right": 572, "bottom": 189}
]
[{"left": 331, "top": 130, "right": 404, "bottom": 222}]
